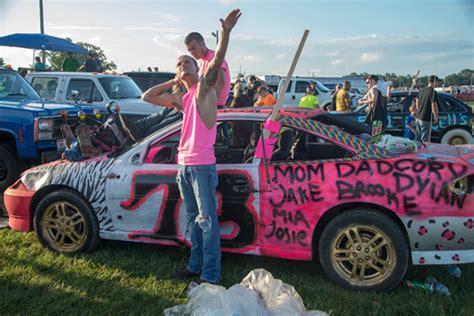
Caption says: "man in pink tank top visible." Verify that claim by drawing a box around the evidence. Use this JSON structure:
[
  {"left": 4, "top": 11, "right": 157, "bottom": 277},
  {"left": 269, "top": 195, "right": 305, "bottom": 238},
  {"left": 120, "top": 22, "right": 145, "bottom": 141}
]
[
  {"left": 184, "top": 32, "right": 231, "bottom": 108},
  {"left": 142, "top": 9, "right": 241, "bottom": 285}
]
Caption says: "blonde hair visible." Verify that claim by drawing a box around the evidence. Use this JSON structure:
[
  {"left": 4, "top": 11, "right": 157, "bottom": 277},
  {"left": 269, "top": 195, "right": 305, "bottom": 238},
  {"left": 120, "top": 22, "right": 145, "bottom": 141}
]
[{"left": 234, "top": 82, "right": 243, "bottom": 97}]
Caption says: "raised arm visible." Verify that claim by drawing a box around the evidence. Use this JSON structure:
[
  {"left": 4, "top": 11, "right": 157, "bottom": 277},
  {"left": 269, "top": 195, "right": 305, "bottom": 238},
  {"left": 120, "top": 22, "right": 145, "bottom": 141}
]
[
  {"left": 203, "top": 9, "right": 241, "bottom": 89},
  {"left": 142, "top": 78, "right": 183, "bottom": 110}
]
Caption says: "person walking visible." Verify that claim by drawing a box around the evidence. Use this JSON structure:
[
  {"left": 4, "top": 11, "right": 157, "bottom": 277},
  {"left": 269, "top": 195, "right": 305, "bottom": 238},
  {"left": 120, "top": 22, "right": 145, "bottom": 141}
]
[
  {"left": 142, "top": 9, "right": 241, "bottom": 285},
  {"left": 415, "top": 75, "right": 440, "bottom": 142}
]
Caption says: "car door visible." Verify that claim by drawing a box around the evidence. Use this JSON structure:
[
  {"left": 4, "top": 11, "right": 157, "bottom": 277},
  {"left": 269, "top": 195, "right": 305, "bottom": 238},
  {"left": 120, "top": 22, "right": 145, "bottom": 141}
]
[
  {"left": 257, "top": 124, "right": 353, "bottom": 260},
  {"left": 105, "top": 118, "right": 262, "bottom": 252},
  {"left": 63, "top": 78, "right": 106, "bottom": 108}
]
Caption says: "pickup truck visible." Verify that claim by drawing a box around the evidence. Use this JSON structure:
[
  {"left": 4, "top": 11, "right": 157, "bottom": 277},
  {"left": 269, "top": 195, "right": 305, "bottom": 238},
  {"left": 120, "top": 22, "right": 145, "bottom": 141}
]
[
  {"left": 0, "top": 68, "right": 103, "bottom": 191},
  {"left": 277, "top": 77, "right": 332, "bottom": 108},
  {"left": 26, "top": 72, "right": 159, "bottom": 120}
]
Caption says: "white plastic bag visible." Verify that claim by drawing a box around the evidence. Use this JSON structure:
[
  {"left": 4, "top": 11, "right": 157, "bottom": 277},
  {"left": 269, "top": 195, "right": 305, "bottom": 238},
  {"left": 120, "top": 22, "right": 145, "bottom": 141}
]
[
  {"left": 376, "top": 134, "right": 417, "bottom": 154},
  {"left": 164, "top": 269, "right": 328, "bottom": 316}
]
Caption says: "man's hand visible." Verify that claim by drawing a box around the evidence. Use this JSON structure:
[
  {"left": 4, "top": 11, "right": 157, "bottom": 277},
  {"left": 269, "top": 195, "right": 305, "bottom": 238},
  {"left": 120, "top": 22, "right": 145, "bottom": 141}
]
[{"left": 220, "top": 9, "right": 242, "bottom": 32}]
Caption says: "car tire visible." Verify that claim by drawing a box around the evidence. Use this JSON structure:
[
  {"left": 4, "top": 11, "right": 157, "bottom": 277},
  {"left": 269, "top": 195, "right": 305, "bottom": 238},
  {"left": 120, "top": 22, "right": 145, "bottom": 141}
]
[
  {"left": 318, "top": 208, "right": 409, "bottom": 292},
  {"left": 0, "top": 144, "right": 19, "bottom": 192},
  {"left": 440, "top": 129, "right": 473, "bottom": 145},
  {"left": 34, "top": 189, "right": 101, "bottom": 254}
]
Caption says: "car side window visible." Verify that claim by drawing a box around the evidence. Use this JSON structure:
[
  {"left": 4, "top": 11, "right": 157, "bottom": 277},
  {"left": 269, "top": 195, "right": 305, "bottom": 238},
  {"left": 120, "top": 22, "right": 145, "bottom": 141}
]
[
  {"left": 440, "top": 95, "right": 462, "bottom": 112},
  {"left": 295, "top": 81, "right": 310, "bottom": 93},
  {"left": 285, "top": 80, "right": 293, "bottom": 93},
  {"left": 270, "top": 125, "right": 354, "bottom": 162},
  {"left": 31, "top": 77, "right": 58, "bottom": 100},
  {"left": 435, "top": 95, "right": 448, "bottom": 112},
  {"left": 66, "top": 79, "right": 103, "bottom": 102},
  {"left": 387, "top": 95, "right": 413, "bottom": 113},
  {"left": 215, "top": 120, "right": 261, "bottom": 164}
]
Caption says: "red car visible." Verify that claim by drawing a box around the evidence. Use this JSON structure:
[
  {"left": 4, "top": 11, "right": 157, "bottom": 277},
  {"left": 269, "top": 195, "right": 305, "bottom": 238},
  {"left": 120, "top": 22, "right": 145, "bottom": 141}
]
[{"left": 4, "top": 108, "right": 474, "bottom": 291}]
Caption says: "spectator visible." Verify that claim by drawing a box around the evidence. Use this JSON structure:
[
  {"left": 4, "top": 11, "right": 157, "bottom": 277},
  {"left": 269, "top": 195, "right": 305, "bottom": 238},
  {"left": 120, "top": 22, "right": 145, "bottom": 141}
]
[
  {"left": 34, "top": 57, "right": 46, "bottom": 70},
  {"left": 415, "top": 75, "right": 440, "bottom": 142},
  {"left": 61, "top": 52, "right": 80, "bottom": 72},
  {"left": 298, "top": 85, "right": 320, "bottom": 109},
  {"left": 185, "top": 31, "right": 231, "bottom": 109},
  {"left": 359, "top": 74, "right": 388, "bottom": 128},
  {"left": 247, "top": 75, "right": 261, "bottom": 102},
  {"left": 330, "top": 84, "right": 341, "bottom": 111},
  {"left": 336, "top": 81, "right": 352, "bottom": 112},
  {"left": 230, "top": 83, "right": 252, "bottom": 108},
  {"left": 254, "top": 86, "right": 276, "bottom": 106},
  {"left": 403, "top": 103, "right": 417, "bottom": 140},
  {"left": 79, "top": 53, "right": 103, "bottom": 72}
]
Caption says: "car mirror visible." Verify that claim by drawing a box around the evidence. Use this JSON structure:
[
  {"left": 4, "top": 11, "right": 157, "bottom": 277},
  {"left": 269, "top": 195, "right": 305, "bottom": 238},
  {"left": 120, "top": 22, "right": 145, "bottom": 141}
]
[{"left": 106, "top": 100, "right": 121, "bottom": 113}]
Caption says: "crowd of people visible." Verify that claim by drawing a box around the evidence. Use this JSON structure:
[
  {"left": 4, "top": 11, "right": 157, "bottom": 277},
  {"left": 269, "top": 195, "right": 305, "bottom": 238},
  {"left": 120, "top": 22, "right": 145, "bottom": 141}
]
[{"left": 32, "top": 51, "right": 103, "bottom": 72}]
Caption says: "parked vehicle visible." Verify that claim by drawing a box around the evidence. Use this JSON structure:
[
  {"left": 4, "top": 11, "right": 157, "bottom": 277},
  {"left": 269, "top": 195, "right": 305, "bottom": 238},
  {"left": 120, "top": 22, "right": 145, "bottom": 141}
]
[
  {"left": 26, "top": 72, "right": 159, "bottom": 120},
  {"left": 5, "top": 107, "right": 474, "bottom": 292},
  {"left": 0, "top": 67, "right": 102, "bottom": 191},
  {"left": 277, "top": 77, "right": 332, "bottom": 108},
  {"left": 124, "top": 71, "right": 175, "bottom": 92},
  {"left": 332, "top": 91, "right": 474, "bottom": 145}
]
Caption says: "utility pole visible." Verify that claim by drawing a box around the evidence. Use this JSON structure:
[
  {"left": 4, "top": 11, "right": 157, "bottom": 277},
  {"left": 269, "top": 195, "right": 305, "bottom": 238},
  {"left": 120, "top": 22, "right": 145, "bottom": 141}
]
[
  {"left": 211, "top": 30, "right": 219, "bottom": 46},
  {"left": 39, "top": 0, "right": 45, "bottom": 63}
]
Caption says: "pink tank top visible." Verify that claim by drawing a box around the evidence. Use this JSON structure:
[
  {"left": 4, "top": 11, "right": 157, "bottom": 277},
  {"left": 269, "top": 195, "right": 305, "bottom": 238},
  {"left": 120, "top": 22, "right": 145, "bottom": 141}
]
[
  {"left": 178, "top": 83, "right": 216, "bottom": 165},
  {"left": 199, "top": 49, "right": 231, "bottom": 106}
]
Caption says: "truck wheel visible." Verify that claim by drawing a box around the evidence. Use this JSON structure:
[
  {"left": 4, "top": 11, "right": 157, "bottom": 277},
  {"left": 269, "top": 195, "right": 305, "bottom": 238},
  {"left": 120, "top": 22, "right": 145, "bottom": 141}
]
[
  {"left": 440, "top": 129, "right": 473, "bottom": 145},
  {"left": 0, "top": 144, "right": 18, "bottom": 192},
  {"left": 34, "top": 189, "right": 101, "bottom": 254},
  {"left": 318, "top": 208, "right": 409, "bottom": 292}
]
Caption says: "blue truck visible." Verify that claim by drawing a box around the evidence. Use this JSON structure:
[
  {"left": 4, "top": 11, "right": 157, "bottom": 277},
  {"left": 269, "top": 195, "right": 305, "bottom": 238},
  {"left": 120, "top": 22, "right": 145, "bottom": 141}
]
[{"left": 0, "top": 68, "right": 102, "bottom": 191}]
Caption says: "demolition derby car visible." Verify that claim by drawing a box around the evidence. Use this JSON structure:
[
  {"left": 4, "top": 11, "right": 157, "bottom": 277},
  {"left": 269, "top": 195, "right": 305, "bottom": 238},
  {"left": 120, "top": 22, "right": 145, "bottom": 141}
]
[{"left": 4, "top": 108, "right": 474, "bottom": 292}]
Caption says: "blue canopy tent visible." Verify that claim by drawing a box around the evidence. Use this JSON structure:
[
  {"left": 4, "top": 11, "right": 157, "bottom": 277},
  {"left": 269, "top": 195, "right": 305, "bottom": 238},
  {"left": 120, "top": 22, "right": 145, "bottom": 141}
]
[{"left": 0, "top": 33, "right": 88, "bottom": 54}]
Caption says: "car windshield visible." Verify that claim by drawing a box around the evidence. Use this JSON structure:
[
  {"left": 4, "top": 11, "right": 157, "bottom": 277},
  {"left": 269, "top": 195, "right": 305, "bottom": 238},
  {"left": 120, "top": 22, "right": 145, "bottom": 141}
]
[
  {"left": 317, "top": 82, "right": 330, "bottom": 93},
  {"left": 0, "top": 71, "right": 41, "bottom": 100},
  {"left": 98, "top": 77, "right": 142, "bottom": 99}
]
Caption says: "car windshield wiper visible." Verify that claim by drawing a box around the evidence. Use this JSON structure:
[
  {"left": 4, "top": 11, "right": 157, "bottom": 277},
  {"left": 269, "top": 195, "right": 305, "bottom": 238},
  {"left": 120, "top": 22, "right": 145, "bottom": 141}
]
[
  {"left": 117, "top": 96, "right": 141, "bottom": 99},
  {"left": 7, "top": 93, "right": 28, "bottom": 96}
]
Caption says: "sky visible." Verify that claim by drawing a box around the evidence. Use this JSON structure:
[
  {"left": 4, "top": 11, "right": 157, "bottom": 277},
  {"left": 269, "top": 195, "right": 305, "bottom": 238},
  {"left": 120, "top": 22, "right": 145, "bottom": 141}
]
[{"left": 0, "top": 0, "right": 473, "bottom": 78}]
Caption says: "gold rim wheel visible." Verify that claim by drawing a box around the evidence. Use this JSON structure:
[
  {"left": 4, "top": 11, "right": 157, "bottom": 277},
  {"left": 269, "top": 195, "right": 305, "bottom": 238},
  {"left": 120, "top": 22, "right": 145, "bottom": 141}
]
[
  {"left": 331, "top": 225, "right": 396, "bottom": 285},
  {"left": 449, "top": 136, "right": 466, "bottom": 146},
  {"left": 40, "top": 201, "right": 88, "bottom": 252}
]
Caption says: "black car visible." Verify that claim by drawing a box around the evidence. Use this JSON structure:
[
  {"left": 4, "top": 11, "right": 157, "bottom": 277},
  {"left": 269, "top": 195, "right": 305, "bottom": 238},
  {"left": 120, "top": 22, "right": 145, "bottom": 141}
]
[
  {"left": 124, "top": 71, "right": 175, "bottom": 92},
  {"left": 333, "top": 91, "right": 474, "bottom": 145}
]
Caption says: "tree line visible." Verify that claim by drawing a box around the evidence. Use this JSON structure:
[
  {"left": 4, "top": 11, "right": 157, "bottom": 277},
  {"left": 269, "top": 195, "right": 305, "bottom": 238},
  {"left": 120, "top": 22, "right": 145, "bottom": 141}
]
[{"left": 345, "top": 69, "right": 473, "bottom": 88}]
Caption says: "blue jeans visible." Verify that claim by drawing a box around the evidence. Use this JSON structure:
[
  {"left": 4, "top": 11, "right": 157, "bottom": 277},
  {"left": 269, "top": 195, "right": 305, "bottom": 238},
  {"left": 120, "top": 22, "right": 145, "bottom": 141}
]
[
  {"left": 416, "top": 119, "right": 431, "bottom": 142},
  {"left": 177, "top": 164, "right": 221, "bottom": 283}
]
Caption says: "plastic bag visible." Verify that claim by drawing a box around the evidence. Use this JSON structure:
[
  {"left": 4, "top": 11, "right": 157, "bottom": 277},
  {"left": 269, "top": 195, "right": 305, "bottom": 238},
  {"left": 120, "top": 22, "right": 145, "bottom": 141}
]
[
  {"left": 376, "top": 134, "right": 417, "bottom": 154},
  {"left": 164, "top": 269, "right": 328, "bottom": 316}
]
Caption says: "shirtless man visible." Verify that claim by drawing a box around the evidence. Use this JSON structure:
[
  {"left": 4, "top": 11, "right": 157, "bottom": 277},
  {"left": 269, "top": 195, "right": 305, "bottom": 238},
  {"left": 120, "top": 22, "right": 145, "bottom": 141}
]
[{"left": 142, "top": 9, "right": 241, "bottom": 285}]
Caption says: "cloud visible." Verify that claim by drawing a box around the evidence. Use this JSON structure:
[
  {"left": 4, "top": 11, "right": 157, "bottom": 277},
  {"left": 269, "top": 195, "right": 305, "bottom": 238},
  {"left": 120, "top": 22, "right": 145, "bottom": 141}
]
[
  {"left": 331, "top": 59, "right": 344, "bottom": 66},
  {"left": 360, "top": 52, "right": 380, "bottom": 62},
  {"left": 216, "top": 0, "right": 238, "bottom": 4},
  {"left": 87, "top": 36, "right": 102, "bottom": 46},
  {"left": 243, "top": 54, "right": 262, "bottom": 62},
  {"left": 152, "top": 36, "right": 184, "bottom": 55},
  {"left": 151, "top": 11, "right": 181, "bottom": 22},
  {"left": 275, "top": 54, "right": 286, "bottom": 60}
]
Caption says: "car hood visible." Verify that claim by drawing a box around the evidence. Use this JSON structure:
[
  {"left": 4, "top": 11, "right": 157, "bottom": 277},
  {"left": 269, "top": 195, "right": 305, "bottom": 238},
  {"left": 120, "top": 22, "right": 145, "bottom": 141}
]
[
  {"left": 407, "top": 143, "right": 473, "bottom": 163},
  {"left": 1, "top": 99, "right": 86, "bottom": 116},
  {"left": 112, "top": 98, "right": 161, "bottom": 115}
]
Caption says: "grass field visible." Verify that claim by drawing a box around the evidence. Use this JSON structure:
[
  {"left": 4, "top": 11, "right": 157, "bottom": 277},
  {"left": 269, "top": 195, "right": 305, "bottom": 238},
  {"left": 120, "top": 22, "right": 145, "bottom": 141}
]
[
  {"left": 1, "top": 104, "right": 474, "bottom": 314},
  {"left": 1, "top": 225, "right": 473, "bottom": 315}
]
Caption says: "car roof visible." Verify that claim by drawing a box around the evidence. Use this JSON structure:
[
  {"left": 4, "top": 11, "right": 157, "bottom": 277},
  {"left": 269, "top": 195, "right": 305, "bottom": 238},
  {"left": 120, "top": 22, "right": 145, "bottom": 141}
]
[{"left": 26, "top": 71, "right": 130, "bottom": 78}]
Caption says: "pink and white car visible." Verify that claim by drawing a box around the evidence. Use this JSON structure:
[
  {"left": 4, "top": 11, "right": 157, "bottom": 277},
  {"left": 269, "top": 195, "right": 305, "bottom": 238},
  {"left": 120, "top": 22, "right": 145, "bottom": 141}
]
[{"left": 4, "top": 108, "right": 474, "bottom": 291}]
